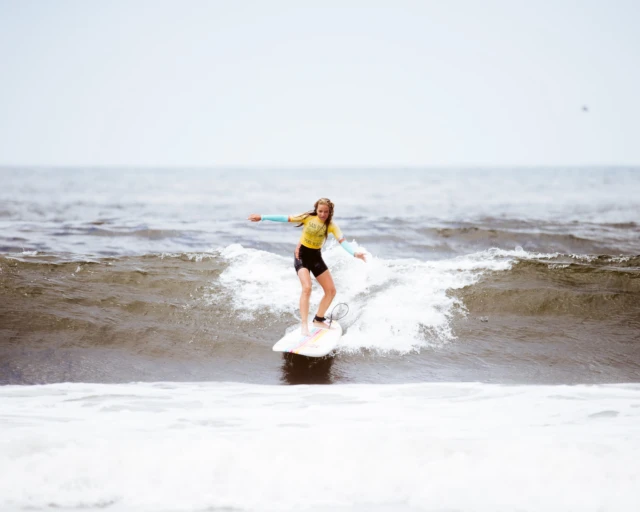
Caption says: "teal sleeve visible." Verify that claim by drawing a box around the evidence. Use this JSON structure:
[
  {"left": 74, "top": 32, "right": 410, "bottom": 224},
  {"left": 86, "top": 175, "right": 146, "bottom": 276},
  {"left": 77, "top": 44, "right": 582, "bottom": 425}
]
[
  {"left": 340, "top": 239, "right": 356, "bottom": 256},
  {"left": 261, "top": 215, "right": 289, "bottom": 222}
]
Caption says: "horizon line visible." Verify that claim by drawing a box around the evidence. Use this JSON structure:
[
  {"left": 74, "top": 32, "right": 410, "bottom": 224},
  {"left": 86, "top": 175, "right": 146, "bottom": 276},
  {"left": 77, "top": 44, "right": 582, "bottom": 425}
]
[{"left": 2, "top": 163, "right": 640, "bottom": 171}]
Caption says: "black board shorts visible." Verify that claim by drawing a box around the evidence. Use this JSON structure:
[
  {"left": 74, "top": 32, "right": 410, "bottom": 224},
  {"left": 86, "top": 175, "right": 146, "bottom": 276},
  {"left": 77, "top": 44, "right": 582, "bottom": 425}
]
[{"left": 294, "top": 244, "right": 328, "bottom": 277}]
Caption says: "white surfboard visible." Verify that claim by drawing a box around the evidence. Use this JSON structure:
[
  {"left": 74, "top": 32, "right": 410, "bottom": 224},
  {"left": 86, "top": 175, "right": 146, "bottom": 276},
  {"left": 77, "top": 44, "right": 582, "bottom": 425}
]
[{"left": 272, "top": 322, "right": 342, "bottom": 357}]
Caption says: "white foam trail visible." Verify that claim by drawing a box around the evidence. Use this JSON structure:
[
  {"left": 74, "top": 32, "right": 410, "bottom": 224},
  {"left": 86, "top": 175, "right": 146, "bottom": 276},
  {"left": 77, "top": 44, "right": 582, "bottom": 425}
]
[
  {"left": 217, "top": 244, "right": 302, "bottom": 317},
  {"left": 215, "top": 245, "right": 559, "bottom": 353},
  {"left": 1, "top": 381, "right": 639, "bottom": 512}
]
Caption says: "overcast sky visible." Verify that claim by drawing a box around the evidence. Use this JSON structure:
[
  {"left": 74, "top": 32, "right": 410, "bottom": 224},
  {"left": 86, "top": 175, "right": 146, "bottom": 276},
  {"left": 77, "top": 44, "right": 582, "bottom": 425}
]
[{"left": 1, "top": 0, "right": 639, "bottom": 167}]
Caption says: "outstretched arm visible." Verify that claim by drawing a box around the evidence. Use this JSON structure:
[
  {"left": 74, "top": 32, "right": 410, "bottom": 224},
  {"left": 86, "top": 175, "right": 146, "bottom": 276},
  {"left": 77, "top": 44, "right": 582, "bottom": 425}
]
[{"left": 247, "top": 214, "right": 290, "bottom": 222}]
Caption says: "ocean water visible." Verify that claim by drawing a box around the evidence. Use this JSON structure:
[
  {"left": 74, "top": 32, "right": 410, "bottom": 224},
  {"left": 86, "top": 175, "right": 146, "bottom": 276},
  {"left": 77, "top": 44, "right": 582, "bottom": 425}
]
[{"left": 1, "top": 166, "right": 640, "bottom": 511}]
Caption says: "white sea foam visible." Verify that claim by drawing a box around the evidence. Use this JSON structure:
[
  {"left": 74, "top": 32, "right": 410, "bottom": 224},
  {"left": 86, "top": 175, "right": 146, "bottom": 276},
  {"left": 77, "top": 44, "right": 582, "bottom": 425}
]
[
  {"left": 215, "top": 244, "right": 559, "bottom": 354},
  {"left": 218, "top": 243, "right": 303, "bottom": 316},
  {"left": 1, "top": 381, "right": 639, "bottom": 512}
]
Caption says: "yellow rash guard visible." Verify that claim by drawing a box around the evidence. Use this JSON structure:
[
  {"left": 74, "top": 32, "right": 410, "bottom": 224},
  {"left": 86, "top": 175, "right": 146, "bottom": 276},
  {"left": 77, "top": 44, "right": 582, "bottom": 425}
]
[
  {"left": 289, "top": 214, "right": 343, "bottom": 249},
  {"left": 260, "top": 214, "right": 355, "bottom": 255}
]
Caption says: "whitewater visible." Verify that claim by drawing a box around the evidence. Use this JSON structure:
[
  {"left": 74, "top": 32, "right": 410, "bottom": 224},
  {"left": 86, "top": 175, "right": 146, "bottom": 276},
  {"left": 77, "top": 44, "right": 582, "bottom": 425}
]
[{"left": 1, "top": 381, "right": 640, "bottom": 512}]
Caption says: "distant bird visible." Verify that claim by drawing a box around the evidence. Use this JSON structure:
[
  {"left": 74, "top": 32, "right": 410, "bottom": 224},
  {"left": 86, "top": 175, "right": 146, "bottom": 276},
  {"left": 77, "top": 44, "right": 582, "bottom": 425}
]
[{"left": 582, "top": 105, "right": 589, "bottom": 112}]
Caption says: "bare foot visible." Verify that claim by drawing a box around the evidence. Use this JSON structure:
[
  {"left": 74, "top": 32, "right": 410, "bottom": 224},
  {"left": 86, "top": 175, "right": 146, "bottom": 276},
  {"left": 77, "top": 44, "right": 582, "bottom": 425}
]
[{"left": 301, "top": 325, "right": 311, "bottom": 336}]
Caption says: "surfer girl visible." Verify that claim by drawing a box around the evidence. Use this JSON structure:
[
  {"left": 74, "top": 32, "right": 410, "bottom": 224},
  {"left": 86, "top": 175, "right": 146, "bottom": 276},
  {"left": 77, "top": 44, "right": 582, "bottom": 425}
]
[{"left": 248, "top": 198, "right": 366, "bottom": 335}]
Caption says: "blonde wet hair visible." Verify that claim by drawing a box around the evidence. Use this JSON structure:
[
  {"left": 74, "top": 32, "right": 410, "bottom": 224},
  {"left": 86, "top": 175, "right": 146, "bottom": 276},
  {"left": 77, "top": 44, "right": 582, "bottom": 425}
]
[{"left": 296, "top": 198, "right": 335, "bottom": 241}]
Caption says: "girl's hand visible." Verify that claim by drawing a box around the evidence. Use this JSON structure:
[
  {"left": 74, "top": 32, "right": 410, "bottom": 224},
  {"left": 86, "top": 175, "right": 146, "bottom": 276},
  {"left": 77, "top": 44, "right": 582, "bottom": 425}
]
[
  {"left": 248, "top": 214, "right": 261, "bottom": 222},
  {"left": 355, "top": 251, "right": 367, "bottom": 262}
]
